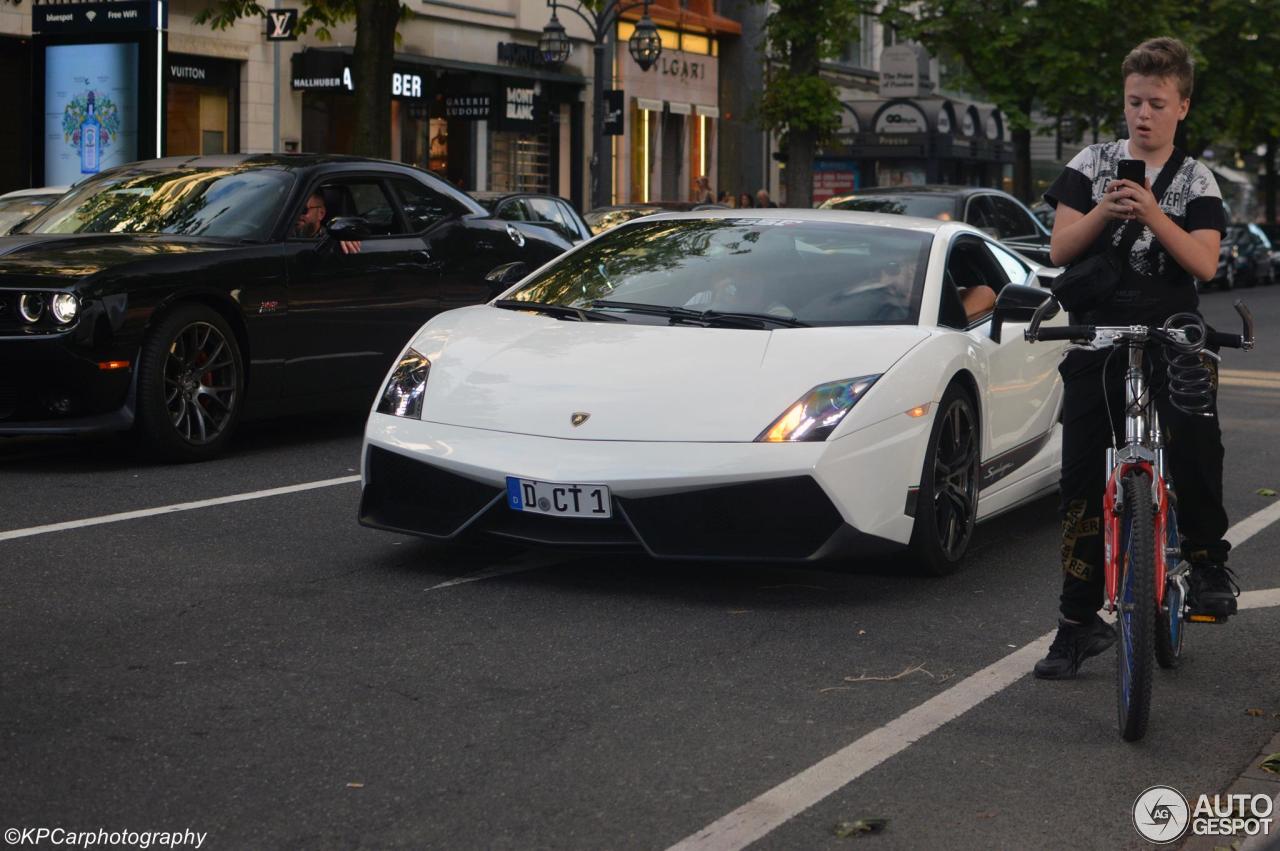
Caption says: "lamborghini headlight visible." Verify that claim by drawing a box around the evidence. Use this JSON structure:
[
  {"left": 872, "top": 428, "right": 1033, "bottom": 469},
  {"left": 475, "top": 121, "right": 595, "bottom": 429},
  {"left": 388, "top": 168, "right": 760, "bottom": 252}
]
[
  {"left": 376, "top": 348, "right": 431, "bottom": 418},
  {"left": 757, "top": 375, "right": 880, "bottom": 442}
]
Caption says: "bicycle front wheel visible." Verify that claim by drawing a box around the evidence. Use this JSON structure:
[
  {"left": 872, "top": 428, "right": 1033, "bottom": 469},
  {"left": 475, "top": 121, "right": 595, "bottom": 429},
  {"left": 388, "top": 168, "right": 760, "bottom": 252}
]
[{"left": 1117, "top": 470, "right": 1156, "bottom": 741}]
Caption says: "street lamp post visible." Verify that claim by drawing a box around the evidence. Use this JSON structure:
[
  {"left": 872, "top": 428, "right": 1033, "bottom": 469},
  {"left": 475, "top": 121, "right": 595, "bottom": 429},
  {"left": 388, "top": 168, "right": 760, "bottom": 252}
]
[{"left": 539, "top": 0, "right": 663, "bottom": 209}]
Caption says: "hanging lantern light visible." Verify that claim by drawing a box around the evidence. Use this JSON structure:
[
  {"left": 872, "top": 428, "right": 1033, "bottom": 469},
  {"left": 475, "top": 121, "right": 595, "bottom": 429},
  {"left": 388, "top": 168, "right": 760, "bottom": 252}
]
[
  {"left": 628, "top": 13, "right": 663, "bottom": 71},
  {"left": 538, "top": 12, "right": 572, "bottom": 66}
]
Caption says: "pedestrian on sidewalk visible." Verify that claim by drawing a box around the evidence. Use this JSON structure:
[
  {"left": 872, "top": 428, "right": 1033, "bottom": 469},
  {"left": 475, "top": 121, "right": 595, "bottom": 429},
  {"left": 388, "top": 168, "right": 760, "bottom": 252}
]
[
  {"left": 693, "top": 176, "right": 715, "bottom": 204},
  {"left": 756, "top": 189, "right": 778, "bottom": 208},
  {"left": 737, "top": 192, "right": 754, "bottom": 209}
]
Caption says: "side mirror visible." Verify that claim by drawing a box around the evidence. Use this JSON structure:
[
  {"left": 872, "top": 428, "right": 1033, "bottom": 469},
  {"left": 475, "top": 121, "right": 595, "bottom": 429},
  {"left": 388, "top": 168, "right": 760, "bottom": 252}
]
[
  {"left": 325, "top": 216, "right": 371, "bottom": 242},
  {"left": 485, "top": 261, "right": 529, "bottom": 298},
  {"left": 991, "top": 283, "right": 1058, "bottom": 343}
]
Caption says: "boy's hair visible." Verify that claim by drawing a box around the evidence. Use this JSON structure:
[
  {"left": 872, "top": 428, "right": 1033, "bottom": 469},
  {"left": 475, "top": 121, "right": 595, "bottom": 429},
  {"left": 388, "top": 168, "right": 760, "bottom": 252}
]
[{"left": 1122, "top": 37, "right": 1194, "bottom": 100}]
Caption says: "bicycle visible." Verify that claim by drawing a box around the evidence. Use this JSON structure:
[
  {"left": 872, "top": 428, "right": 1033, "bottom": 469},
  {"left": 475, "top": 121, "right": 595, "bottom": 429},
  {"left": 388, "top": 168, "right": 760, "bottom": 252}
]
[{"left": 1025, "top": 299, "right": 1254, "bottom": 741}]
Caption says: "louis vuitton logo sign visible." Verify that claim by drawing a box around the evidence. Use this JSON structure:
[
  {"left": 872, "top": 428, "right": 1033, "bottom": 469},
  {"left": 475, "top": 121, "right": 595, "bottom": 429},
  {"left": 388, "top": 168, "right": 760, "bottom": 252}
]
[{"left": 266, "top": 8, "right": 298, "bottom": 41}]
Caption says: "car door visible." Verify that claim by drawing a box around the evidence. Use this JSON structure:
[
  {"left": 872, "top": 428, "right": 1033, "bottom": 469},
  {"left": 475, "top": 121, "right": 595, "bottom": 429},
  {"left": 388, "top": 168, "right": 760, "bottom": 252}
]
[
  {"left": 284, "top": 176, "right": 438, "bottom": 398},
  {"left": 988, "top": 194, "right": 1053, "bottom": 266},
  {"left": 946, "top": 235, "right": 1062, "bottom": 474}
]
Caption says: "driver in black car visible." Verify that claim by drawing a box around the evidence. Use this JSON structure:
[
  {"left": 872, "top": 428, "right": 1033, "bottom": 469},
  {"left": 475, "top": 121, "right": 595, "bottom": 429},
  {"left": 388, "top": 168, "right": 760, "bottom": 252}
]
[{"left": 294, "top": 191, "right": 362, "bottom": 255}]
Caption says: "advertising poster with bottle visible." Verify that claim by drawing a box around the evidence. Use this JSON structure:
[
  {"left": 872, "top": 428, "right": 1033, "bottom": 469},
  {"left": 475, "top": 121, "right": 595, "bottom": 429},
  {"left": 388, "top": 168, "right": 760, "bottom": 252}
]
[{"left": 44, "top": 44, "right": 139, "bottom": 186}]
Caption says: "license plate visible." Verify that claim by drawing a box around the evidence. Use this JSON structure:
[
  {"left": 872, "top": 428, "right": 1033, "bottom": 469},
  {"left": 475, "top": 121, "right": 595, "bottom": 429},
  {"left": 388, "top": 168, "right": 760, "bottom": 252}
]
[{"left": 505, "top": 477, "right": 612, "bottom": 519}]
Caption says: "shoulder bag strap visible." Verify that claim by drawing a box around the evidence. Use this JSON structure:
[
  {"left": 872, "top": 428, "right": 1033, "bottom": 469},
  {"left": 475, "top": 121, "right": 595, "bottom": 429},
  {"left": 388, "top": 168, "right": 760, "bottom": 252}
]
[{"left": 1113, "top": 148, "right": 1186, "bottom": 256}]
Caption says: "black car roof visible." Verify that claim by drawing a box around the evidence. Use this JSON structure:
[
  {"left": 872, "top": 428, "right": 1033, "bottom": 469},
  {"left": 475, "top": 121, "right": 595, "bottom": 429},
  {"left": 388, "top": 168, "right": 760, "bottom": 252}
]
[{"left": 845, "top": 185, "right": 1003, "bottom": 198}]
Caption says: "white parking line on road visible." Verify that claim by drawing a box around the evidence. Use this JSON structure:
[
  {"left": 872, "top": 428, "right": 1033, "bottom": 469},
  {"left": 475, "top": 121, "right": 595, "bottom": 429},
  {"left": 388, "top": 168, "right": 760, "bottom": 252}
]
[
  {"left": 667, "top": 498, "right": 1280, "bottom": 851},
  {"left": 0, "top": 475, "right": 360, "bottom": 543}
]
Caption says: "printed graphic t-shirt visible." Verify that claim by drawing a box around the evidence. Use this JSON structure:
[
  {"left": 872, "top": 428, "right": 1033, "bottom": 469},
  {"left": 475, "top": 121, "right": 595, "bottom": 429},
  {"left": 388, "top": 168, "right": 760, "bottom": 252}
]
[{"left": 1044, "top": 140, "right": 1226, "bottom": 321}]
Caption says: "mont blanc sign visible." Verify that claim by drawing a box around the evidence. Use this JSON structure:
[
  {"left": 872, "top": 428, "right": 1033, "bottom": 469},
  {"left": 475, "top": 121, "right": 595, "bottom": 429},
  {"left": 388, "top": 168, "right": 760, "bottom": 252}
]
[{"left": 878, "top": 44, "right": 933, "bottom": 98}]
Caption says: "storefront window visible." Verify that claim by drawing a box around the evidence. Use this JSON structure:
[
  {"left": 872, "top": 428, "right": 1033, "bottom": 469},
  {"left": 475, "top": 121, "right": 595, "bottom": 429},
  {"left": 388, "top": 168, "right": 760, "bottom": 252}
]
[
  {"left": 490, "top": 128, "right": 550, "bottom": 193},
  {"left": 165, "top": 55, "right": 239, "bottom": 156}
]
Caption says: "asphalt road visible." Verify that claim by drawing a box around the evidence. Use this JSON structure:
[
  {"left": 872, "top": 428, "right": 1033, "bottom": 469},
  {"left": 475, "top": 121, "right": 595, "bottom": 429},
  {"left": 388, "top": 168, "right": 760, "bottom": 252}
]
[{"left": 2, "top": 284, "right": 1279, "bottom": 850}]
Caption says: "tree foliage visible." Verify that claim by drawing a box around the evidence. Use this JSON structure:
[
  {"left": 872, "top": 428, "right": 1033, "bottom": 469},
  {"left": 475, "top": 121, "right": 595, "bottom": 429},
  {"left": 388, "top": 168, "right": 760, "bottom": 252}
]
[
  {"left": 195, "top": 0, "right": 409, "bottom": 158},
  {"left": 755, "top": 0, "right": 871, "bottom": 207}
]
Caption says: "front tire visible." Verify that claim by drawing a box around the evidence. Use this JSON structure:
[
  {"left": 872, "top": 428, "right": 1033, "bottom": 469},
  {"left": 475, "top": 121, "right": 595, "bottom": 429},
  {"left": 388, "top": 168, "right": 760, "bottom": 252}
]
[
  {"left": 135, "top": 304, "right": 244, "bottom": 462},
  {"left": 1155, "top": 493, "right": 1184, "bottom": 669},
  {"left": 908, "top": 385, "right": 980, "bottom": 576},
  {"left": 1116, "top": 470, "right": 1156, "bottom": 741}
]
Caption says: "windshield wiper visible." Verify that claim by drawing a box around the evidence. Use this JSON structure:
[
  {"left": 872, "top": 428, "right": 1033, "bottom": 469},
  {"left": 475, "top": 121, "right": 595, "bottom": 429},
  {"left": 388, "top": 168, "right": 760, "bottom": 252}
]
[
  {"left": 492, "top": 299, "right": 625, "bottom": 322},
  {"left": 590, "top": 300, "right": 809, "bottom": 328}
]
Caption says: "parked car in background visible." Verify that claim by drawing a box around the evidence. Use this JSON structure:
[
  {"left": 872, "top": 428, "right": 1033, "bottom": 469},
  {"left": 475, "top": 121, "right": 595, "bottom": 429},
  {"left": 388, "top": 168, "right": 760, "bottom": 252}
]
[
  {"left": 1211, "top": 224, "right": 1275, "bottom": 289},
  {"left": 1244, "top": 223, "right": 1279, "bottom": 285},
  {"left": 1030, "top": 201, "right": 1055, "bottom": 231},
  {"left": 0, "top": 154, "right": 574, "bottom": 461},
  {"left": 585, "top": 202, "right": 727, "bottom": 234},
  {"left": 470, "top": 191, "right": 593, "bottom": 244},
  {"left": 0, "top": 185, "right": 69, "bottom": 234},
  {"left": 819, "top": 186, "right": 1055, "bottom": 266}
]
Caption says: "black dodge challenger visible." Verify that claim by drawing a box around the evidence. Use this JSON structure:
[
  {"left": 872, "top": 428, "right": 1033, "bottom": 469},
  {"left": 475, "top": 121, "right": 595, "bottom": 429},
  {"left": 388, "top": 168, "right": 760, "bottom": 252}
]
[{"left": 0, "top": 154, "right": 573, "bottom": 460}]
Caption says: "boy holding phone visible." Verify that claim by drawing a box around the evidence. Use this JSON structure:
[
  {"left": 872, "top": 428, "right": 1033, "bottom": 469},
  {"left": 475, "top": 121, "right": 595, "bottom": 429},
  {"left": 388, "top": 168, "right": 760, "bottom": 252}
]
[{"left": 1034, "top": 37, "right": 1235, "bottom": 679}]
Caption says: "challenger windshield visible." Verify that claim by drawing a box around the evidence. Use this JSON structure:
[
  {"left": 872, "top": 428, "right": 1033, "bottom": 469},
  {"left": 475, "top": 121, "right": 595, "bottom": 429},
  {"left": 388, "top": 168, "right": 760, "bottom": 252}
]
[
  {"left": 508, "top": 218, "right": 933, "bottom": 326},
  {"left": 17, "top": 167, "right": 295, "bottom": 240}
]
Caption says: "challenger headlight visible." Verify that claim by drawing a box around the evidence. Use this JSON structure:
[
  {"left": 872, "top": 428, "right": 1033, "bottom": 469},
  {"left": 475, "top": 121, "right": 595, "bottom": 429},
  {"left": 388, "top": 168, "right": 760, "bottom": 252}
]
[
  {"left": 376, "top": 348, "right": 431, "bottom": 418},
  {"left": 757, "top": 375, "right": 880, "bottom": 442},
  {"left": 50, "top": 293, "right": 79, "bottom": 324},
  {"left": 18, "top": 293, "right": 45, "bottom": 323}
]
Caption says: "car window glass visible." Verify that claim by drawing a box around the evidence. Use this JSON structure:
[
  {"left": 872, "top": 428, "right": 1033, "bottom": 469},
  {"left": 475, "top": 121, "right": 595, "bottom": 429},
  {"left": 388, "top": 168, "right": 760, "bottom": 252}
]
[
  {"left": 20, "top": 167, "right": 294, "bottom": 239},
  {"left": 824, "top": 194, "right": 957, "bottom": 221},
  {"left": 984, "top": 241, "right": 1030, "bottom": 286},
  {"left": 937, "top": 268, "right": 969, "bottom": 330},
  {"left": 497, "top": 200, "right": 527, "bottom": 221},
  {"left": 556, "top": 200, "right": 585, "bottom": 239},
  {"left": 391, "top": 178, "right": 463, "bottom": 232},
  {"left": 989, "top": 196, "right": 1039, "bottom": 240},
  {"left": 509, "top": 219, "right": 935, "bottom": 327},
  {"left": 342, "top": 182, "right": 402, "bottom": 235},
  {"left": 965, "top": 196, "right": 997, "bottom": 233},
  {"left": 527, "top": 197, "right": 575, "bottom": 240}
]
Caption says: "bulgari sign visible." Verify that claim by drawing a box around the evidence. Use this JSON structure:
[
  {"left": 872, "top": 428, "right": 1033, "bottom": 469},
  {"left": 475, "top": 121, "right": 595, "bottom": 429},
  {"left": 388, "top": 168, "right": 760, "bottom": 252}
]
[{"left": 623, "top": 47, "right": 717, "bottom": 109}]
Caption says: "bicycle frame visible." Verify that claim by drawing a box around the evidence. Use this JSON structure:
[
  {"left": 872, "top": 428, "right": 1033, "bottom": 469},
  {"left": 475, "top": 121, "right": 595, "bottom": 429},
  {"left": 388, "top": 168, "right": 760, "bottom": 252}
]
[{"left": 1102, "top": 336, "right": 1173, "bottom": 614}]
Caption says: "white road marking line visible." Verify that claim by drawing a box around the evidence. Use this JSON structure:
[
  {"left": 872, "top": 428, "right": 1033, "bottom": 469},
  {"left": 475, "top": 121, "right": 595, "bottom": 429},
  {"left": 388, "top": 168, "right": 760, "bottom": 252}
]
[
  {"left": 425, "top": 554, "right": 571, "bottom": 591},
  {"left": 1226, "top": 499, "right": 1280, "bottom": 549},
  {"left": 668, "top": 498, "right": 1280, "bottom": 851},
  {"left": 0, "top": 475, "right": 360, "bottom": 543}
]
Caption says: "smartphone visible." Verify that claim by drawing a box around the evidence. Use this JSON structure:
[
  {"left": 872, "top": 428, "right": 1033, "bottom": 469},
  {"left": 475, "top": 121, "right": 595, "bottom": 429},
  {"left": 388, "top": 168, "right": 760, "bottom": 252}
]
[{"left": 1117, "top": 158, "right": 1146, "bottom": 186}]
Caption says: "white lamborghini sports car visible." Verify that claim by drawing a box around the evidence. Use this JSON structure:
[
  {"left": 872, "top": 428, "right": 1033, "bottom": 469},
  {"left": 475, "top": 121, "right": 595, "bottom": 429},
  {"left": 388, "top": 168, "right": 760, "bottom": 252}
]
[{"left": 359, "top": 210, "right": 1069, "bottom": 573}]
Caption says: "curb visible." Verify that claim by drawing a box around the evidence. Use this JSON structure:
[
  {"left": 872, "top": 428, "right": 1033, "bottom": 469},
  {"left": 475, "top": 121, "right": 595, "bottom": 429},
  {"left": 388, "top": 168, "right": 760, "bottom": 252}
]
[{"left": 1179, "top": 730, "right": 1280, "bottom": 851}]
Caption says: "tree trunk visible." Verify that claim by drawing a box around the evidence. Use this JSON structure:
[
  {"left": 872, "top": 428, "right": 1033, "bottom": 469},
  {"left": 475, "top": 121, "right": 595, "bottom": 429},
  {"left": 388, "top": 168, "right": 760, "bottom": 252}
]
[
  {"left": 1266, "top": 136, "right": 1276, "bottom": 225},
  {"left": 785, "top": 131, "right": 814, "bottom": 208},
  {"left": 782, "top": 31, "right": 820, "bottom": 208},
  {"left": 1011, "top": 99, "right": 1034, "bottom": 202},
  {"left": 352, "top": 0, "right": 399, "bottom": 158}
]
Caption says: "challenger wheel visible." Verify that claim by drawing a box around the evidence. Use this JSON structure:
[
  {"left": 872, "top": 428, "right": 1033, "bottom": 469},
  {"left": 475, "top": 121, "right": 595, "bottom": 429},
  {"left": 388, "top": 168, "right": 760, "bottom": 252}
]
[
  {"left": 909, "top": 384, "right": 980, "bottom": 576},
  {"left": 136, "top": 304, "right": 244, "bottom": 462}
]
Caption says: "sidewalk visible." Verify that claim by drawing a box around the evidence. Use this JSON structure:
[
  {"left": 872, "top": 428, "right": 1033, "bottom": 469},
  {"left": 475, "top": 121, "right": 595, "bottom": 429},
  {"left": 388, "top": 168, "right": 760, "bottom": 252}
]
[{"left": 1179, "top": 730, "right": 1280, "bottom": 851}]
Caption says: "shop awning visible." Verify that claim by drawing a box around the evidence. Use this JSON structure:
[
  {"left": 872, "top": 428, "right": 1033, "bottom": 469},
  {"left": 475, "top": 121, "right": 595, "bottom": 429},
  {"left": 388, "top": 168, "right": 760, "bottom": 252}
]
[
  {"left": 695, "top": 105, "right": 719, "bottom": 118},
  {"left": 637, "top": 98, "right": 664, "bottom": 112},
  {"left": 1209, "top": 163, "right": 1254, "bottom": 188},
  {"left": 667, "top": 102, "right": 691, "bottom": 115}
]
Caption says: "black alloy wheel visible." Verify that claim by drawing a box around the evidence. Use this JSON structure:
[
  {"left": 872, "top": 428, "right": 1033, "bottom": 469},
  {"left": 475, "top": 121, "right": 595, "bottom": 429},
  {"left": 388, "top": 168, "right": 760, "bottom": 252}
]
[
  {"left": 909, "top": 384, "right": 980, "bottom": 575},
  {"left": 136, "top": 304, "right": 244, "bottom": 462}
]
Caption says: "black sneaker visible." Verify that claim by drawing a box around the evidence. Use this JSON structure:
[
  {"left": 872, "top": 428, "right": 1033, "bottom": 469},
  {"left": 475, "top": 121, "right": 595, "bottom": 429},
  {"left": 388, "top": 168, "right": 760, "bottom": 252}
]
[
  {"left": 1033, "top": 615, "right": 1117, "bottom": 680},
  {"left": 1188, "top": 564, "right": 1239, "bottom": 617}
]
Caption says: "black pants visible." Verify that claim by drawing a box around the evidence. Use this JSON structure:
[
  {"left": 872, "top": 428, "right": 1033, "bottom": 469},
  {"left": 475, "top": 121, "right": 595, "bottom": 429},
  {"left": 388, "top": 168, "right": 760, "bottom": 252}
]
[{"left": 1057, "top": 346, "right": 1230, "bottom": 622}]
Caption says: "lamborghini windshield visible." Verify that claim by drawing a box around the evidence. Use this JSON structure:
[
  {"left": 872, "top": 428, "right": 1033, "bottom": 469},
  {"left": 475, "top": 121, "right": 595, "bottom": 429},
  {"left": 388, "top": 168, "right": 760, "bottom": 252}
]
[{"left": 506, "top": 217, "right": 933, "bottom": 326}]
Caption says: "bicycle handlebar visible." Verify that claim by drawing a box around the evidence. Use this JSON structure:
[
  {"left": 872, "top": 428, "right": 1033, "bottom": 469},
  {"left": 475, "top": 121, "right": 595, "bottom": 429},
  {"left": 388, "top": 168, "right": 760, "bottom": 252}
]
[{"left": 1024, "top": 299, "right": 1255, "bottom": 351}]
